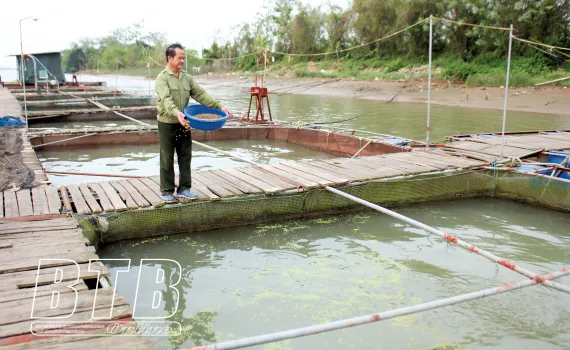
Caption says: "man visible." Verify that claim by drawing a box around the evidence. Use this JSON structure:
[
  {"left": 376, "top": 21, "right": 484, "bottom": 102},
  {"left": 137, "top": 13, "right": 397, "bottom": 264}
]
[{"left": 155, "top": 43, "right": 232, "bottom": 203}]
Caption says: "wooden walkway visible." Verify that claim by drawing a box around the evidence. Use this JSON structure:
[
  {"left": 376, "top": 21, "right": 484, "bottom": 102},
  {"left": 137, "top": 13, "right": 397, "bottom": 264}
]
[
  {"left": 1, "top": 150, "right": 486, "bottom": 217},
  {"left": 443, "top": 131, "right": 570, "bottom": 161},
  {"left": 0, "top": 86, "right": 22, "bottom": 119},
  {"left": 19, "top": 129, "right": 50, "bottom": 187},
  {"left": 0, "top": 216, "right": 153, "bottom": 349},
  {"left": 1, "top": 86, "right": 153, "bottom": 348},
  {"left": 3, "top": 131, "right": 570, "bottom": 218}
]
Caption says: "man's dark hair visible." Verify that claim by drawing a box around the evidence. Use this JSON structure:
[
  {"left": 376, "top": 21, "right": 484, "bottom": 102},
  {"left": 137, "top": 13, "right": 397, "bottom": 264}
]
[{"left": 166, "top": 43, "right": 184, "bottom": 61}]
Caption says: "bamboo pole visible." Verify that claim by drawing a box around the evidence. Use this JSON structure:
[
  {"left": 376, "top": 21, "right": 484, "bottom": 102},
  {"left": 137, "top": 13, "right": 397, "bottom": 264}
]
[{"left": 534, "top": 76, "right": 570, "bottom": 86}]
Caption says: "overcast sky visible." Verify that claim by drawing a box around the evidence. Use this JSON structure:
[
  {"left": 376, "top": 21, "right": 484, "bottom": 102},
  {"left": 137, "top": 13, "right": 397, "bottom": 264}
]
[{"left": 0, "top": 0, "right": 349, "bottom": 68}]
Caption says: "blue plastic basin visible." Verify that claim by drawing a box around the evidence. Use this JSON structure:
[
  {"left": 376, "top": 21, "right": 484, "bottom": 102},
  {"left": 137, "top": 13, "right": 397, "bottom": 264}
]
[
  {"left": 183, "top": 104, "right": 228, "bottom": 131},
  {"left": 515, "top": 164, "right": 552, "bottom": 175},
  {"left": 547, "top": 151, "right": 570, "bottom": 165}
]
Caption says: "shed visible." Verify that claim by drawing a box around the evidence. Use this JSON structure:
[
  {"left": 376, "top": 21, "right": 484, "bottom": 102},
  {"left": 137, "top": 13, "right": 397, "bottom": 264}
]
[{"left": 14, "top": 52, "right": 66, "bottom": 85}]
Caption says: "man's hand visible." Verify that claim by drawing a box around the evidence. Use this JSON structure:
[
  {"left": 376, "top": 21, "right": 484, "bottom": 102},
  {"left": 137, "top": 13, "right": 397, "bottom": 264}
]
[
  {"left": 221, "top": 106, "right": 233, "bottom": 117},
  {"left": 176, "top": 111, "right": 189, "bottom": 128}
]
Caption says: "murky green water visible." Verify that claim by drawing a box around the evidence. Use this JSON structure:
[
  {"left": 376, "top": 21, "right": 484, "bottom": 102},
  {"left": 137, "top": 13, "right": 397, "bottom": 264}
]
[
  {"left": 30, "top": 75, "right": 570, "bottom": 142},
  {"left": 37, "top": 139, "right": 337, "bottom": 186},
  {"left": 98, "top": 199, "right": 570, "bottom": 349},
  {"left": 33, "top": 75, "right": 570, "bottom": 349}
]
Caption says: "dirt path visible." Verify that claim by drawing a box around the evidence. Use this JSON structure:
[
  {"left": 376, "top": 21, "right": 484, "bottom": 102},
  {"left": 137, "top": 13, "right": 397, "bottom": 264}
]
[{"left": 196, "top": 74, "right": 570, "bottom": 116}]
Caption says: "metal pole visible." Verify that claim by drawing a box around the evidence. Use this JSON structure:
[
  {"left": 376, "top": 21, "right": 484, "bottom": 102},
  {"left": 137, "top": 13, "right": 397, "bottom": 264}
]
[
  {"left": 500, "top": 24, "right": 514, "bottom": 159},
  {"left": 20, "top": 19, "right": 29, "bottom": 129},
  {"left": 186, "top": 268, "right": 569, "bottom": 350},
  {"left": 147, "top": 58, "right": 151, "bottom": 97},
  {"left": 32, "top": 56, "right": 38, "bottom": 91},
  {"left": 425, "top": 15, "right": 433, "bottom": 149},
  {"left": 33, "top": 133, "right": 99, "bottom": 148},
  {"left": 115, "top": 58, "right": 119, "bottom": 91}
]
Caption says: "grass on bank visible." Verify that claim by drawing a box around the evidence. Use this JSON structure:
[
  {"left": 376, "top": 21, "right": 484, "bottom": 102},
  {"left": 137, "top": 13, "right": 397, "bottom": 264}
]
[{"left": 79, "top": 55, "right": 570, "bottom": 88}]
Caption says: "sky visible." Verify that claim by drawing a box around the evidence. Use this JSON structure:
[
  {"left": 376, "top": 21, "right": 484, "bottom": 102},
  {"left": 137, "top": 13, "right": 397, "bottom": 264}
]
[{"left": 0, "top": 0, "right": 349, "bottom": 68}]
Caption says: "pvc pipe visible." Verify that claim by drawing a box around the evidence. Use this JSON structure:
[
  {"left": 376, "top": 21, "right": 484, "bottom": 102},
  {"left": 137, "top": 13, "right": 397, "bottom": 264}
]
[
  {"left": 186, "top": 267, "right": 570, "bottom": 350},
  {"left": 324, "top": 185, "right": 558, "bottom": 285}
]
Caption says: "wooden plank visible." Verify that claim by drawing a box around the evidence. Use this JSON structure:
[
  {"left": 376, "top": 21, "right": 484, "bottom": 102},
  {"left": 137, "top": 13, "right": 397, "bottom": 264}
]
[
  {"left": 349, "top": 157, "right": 408, "bottom": 176},
  {"left": 0, "top": 307, "right": 137, "bottom": 347},
  {"left": 58, "top": 186, "right": 73, "bottom": 213},
  {"left": 44, "top": 186, "right": 62, "bottom": 214},
  {"left": 127, "top": 179, "right": 164, "bottom": 206},
  {"left": 0, "top": 231, "right": 88, "bottom": 248},
  {"left": 321, "top": 158, "right": 381, "bottom": 178},
  {"left": 0, "top": 218, "right": 77, "bottom": 234},
  {"left": 15, "top": 190, "right": 33, "bottom": 217},
  {"left": 79, "top": 184, "right": 103, "bottom": 213},
  {"left": 322, "top": 158, "right": 391, "bottom": 178},
  {"left": 99, "top": 181, "right": 128, "bottom": 212},
  {"left": 0, "top": 250, "right": 98, "bottom": 275},
  {"left": 208, "top": 170, "right": 261, "bottom": 194},
  {"left": 65, "top": 185, "right": 92, "bottom": 214},
  {"left": 372, "top": 156, "right": 431, "bottom": 173},
  {"left": 109, "top": 181, "right": 138, "bottom": 209},
  {"left": 221, "top": 167, "right": 282, "bottom": 194},
  {"left": 117, "top": 180, "right": 151, "bottom": 208},
  {"left": 305, "top": 160, "right": 371, "bottom": 181},
  {"left": 420, "top": 151, "right": 484, "bottom": 167},
  {"left": 439, "top": 148, "right": 496, "bottom": 162},
  {"left": 0, "top": 288, "right": 125, "bottom": 326},
  {"left": 191, "top": 178, "right": 220, "bottom": 200},
  {"left": 381, "top": 153, "right": 447, "bottom": 170},
  {"left": 87, "top": 183, "right": 114, "bottom": 212},
  {"left": 0, "top": 242, "right": 96, "bottom": 262},
  {"left": 139, "top": 177, "right": 163, "bottom": 196},
  {"left": 0, "top": 192, "right": 3, "bottom": 218},
  {"left": 342, "top": 158, "right": 403, "bottom": 177},
  {"left": 255, "top": 164, "right": 318, "bottom": 188},
  {"left": 193, "top": 172, "right": 236, "bottom": 198},
  {"left": 284, "top": 161, "right": 351, "bottom": 184},
  {"left": 272, "top": 163, "right": 336, "bottom": 186},
  {"left": 19, "top": 333, "right": 154, "bottom": 350},
  {"left": 245, "top": 166, "right": 297, "bottom": 189},
  {"left": 0, "top": 261, "right": 107, "bottom": 291},
  {"left": 0, "top": 281, "right": 88, "bottom": 304},
  {"left": 408, "top": 152, "right": 463, "bottom": 168},
  {"left": 199, "top": 171, "right": 246, "bottom": 195},
  {"left": 0, "top": 228, "right": 84, "bottom": 240}
]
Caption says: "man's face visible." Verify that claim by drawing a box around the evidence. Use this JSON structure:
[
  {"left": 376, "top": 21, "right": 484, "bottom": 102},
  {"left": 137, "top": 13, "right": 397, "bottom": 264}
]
[{"left": 169, "top": 48, "right": 185, "bottom": 69}]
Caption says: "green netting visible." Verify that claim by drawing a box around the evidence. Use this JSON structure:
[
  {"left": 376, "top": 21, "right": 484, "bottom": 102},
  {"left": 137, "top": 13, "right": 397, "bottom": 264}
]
[
  {"left": 492, "top": 170, "right": 570, "bottom": 212},
  {"left": 98, "top": 171, "right": 499, "bottom": 244}
]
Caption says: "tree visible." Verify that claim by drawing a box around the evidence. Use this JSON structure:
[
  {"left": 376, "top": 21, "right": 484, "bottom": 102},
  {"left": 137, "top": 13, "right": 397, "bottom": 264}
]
[{"left": 64, "top": 45, "right": 88, "bottom": 72}]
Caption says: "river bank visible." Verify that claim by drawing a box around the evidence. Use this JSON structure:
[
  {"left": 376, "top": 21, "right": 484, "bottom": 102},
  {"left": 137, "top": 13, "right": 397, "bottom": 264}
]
[{"left": 194, "top": 74, "right": 570, "bottom": 117}]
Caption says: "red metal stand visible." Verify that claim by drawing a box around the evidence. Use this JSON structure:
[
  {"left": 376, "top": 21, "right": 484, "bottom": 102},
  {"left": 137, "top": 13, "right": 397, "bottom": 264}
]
[{"left": 242, "top": 75, "right": 275, "bottom": 124}]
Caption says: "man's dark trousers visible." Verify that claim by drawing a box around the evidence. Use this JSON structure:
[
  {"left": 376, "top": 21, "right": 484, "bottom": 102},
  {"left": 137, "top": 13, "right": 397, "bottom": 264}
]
[{"left": 158, "top": 121, "right": 192, "bottom": 195}]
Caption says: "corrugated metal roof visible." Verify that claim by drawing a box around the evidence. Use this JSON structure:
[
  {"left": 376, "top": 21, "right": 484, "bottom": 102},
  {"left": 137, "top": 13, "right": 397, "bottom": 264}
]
[{"left": 7, "top": 51, "right": 62, "bottom": 57}]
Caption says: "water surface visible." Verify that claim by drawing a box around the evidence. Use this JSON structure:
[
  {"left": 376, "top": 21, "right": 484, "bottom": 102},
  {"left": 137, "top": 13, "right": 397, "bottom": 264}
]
[{"left": 99, "top": 199, "right": 570, "bottom": 350}]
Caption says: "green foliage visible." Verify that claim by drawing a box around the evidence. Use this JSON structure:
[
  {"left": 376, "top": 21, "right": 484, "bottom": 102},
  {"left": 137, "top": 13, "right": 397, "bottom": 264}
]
[
  {"left": 62, "top": 23, "right": 174, "bottom": 72},
  {"left": 65, "top": 0, "right": 570, "bottom": 86}
]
